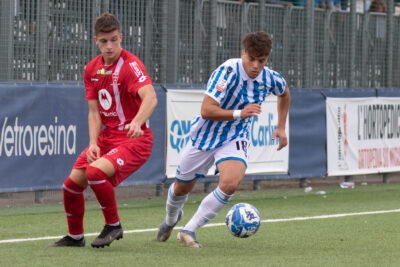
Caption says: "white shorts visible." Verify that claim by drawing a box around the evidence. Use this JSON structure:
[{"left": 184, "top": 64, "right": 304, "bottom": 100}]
[{"left": 175, "top": 138, "right": 249, "bottom": 182}]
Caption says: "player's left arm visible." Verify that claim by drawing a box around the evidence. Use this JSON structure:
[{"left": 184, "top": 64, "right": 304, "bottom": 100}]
[
  {"left": 272, "top": 84, "right": 290, "bottom": 151},
  {"left": 125, "top": 84, "right": 158, "bottom": 138}
]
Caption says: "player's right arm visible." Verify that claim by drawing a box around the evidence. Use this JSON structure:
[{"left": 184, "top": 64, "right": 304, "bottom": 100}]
[
  {"left": 86, "top": 99, "right": 102, "bottom": 163},
  {"left": 203, "top": 60, "right": 261, "bottom": 121},
  {"left": 201, "top": 95, "right": 261, "bottom": 121}
]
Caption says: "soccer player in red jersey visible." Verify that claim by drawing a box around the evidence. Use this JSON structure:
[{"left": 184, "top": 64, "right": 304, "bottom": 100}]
[{"left": 49, "top": 13, "right": 157, "bottom": 248}]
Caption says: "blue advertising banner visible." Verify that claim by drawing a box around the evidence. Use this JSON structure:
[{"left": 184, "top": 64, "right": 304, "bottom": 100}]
[
  {"left": 0, "top": 83, "right": 167, "bottom": 192},
  {"left": 0, "top": 83, "right": 88, "bottom": 192}
]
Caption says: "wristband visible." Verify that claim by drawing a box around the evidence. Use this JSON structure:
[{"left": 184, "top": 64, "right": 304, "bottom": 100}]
[{"left": 233, "top": 110, "right": 242, "bottom": 119}]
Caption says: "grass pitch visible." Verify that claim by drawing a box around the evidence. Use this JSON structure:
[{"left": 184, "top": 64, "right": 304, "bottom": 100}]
[{"left": 1, "top": 183, "right": 400, "bottom": 266}]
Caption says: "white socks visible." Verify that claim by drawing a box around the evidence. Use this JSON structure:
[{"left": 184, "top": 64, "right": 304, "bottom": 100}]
[
  {"left": 183, "top": 186, "right": 233, "bottom": 232},
  {"left": 165, "top": 183, "right": 188, "bottom": 226}
]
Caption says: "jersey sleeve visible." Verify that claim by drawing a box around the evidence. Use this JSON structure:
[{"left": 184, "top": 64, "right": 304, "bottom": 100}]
[
  {"left": 268, "top": 70, "right": 287, "bottom": 96},
  {"left": 205, "top": 62, "right": 236, "bottom": 104},
  {"left": 84, "top": 64, "right": 97, "bottom": 100},
  {"left": 125, "top": 58, "right": 153, "bottom": 95}
]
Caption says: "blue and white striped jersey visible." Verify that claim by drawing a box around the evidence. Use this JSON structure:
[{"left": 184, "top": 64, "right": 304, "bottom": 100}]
[{"left": 190, "top": 58, "right": 286, "bottom": 151}]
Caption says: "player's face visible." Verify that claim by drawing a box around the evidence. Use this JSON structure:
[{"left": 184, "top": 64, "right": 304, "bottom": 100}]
[
  {"left": 241, "top": 50, "right": 268, "bottom": 79},
  {"left": 94, "top": 30, "right": 123, "bottom": 65}
]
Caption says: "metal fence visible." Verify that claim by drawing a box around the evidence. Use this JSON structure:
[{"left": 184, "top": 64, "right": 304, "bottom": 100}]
[{"left": 0, "top": 0, "right": 398, "bottom": 88}]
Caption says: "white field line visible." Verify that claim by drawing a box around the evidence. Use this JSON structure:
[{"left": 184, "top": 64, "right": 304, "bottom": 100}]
[{"left": 1, "top": 208, "right": 400, "bottom": 244}]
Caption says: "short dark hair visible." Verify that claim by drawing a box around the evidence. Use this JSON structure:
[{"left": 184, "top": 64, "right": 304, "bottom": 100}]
[
  {"left": 94, "top": 13, "right": 121, "bottom": 36},
  {"left": 242, "top": 31, "right": 272, "bottom": 57}
]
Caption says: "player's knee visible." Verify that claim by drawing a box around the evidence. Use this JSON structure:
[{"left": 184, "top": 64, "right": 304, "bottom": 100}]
[
  {"left": 86, "top": 165, "right": 109, "bottom": 182},
  {"left": 68, "top": 169, "right": 88, "bottom": 187},
  {"left": 63, "top": 176, "right": 87, "bottom": 193},
  {"left": 219, "top": 181, "right": 240, "bottom": 195},
  {"left": 173, "top": 181, "right": 194, "bottom": 196}
]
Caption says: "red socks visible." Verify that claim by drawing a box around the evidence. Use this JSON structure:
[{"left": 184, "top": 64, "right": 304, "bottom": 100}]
[
  {"left": 63, "top": 166, "right": 119, "bottom": 235},
  {"left": 86, "top": 166, "right": 120, "bottom": 225},
  {"left": 63, "top": 177, "right": 86, "bottom": 235}
]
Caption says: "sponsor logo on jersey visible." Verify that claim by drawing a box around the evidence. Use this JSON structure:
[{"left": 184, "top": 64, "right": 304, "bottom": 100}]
[
  {"left": 98, "top": 89, "right": 112, "bottom": 110},
  {"left": 117, "top": 158, "right": 124, "bottom": 166},
  {"left": 129, "top": 62, "right": 147, "bottom": 83},
  {"left": 97, "top": 68, "right": 112, "bottom": 75},
  {"left": 257, "top": 84, "right": 266, "bottom": 90},
  {"left": 216, "top": 66, "right": 233, "bottom": 92},
  {"left": 216, "top": 78, "right": 228, "bottom": 92},
  {"left": 91, "top": 78, "right": 99, "bottom": 82},
  {"left": 100, "top": 111, "right": 117, "bottom": 117},
  {"left": 129, "top": 62, "right": 142, "bottom": 77}
]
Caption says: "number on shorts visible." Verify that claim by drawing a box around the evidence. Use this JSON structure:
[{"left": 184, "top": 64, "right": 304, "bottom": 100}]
[{"left": 235, "top": 140, "right": 248, "bottom": 158}]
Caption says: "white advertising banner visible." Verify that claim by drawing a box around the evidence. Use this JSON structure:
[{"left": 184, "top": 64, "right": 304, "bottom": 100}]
[
  {"left": 166, "top": 89, "right": 289, "bottom": 178},
  {"left": 326, "top": 97, "right": 400, "bottom": 176}
]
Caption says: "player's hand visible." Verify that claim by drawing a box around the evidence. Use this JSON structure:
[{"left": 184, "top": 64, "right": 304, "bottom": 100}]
[
  {"left": 272, "top": 128, "right": 288, "bottom": 151},
  {"left": 87, "top": 144, "right": 100, "bottom": 163},
  {"left": 240, "top": 104, "right": 262, "bottom": 119},
  {"left": 125, "top": 121, "right": 143, "bottom": 139}
]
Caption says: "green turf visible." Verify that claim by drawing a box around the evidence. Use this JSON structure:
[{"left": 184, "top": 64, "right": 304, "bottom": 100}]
[{"left": 1, "top": 183, "right": 400, "bottom": 266}]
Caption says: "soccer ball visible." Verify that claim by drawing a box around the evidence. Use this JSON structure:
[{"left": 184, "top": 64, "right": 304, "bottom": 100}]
[{"left": 225, "top": 203, "right": 261, "bottom": 238}]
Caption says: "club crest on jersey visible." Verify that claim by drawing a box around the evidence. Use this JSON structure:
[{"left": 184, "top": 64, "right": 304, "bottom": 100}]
[
  {"left": 112, "top": 73, "right": 119, "bottom": 84},
  {"left": 226, "top": 66, "right": 233, "bottom": 75},
  {"left": 97, "top": 68, "right": 112, "bottom": 75},
  {"left": 98, "top": 89, "right": 112, "bottom": 110}
]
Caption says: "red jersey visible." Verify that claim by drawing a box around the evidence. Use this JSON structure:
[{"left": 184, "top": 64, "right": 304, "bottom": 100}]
[{"left": 84, "top": 49, "right": 153, "bottom": 130}]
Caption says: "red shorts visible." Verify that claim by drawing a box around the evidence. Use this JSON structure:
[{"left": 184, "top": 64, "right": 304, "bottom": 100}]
[{"left": 73, "top": 127, "right": 153, "bottom": 186}]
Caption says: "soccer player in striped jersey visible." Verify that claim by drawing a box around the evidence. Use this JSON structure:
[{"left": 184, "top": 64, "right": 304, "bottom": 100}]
[
  {"left": 156, "top": 31, "right": 290, "bottom": 248},
  {"left": 49, "top": 13, "right": 157, "bottom": 248}
]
